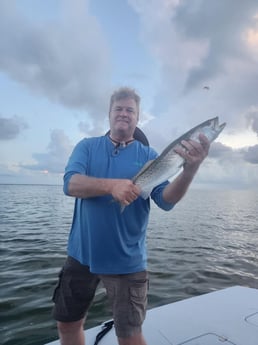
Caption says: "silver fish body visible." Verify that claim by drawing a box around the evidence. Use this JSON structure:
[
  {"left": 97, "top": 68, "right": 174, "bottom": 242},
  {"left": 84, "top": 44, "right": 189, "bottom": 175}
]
[{"left": 133, "top": 116, "right": 226, "bottom": 199}]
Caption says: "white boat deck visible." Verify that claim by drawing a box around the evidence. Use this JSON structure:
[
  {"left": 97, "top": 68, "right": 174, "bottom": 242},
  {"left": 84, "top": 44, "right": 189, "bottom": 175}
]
[{"left": 46, "top": 285, "right": 258, "bottom": 345}]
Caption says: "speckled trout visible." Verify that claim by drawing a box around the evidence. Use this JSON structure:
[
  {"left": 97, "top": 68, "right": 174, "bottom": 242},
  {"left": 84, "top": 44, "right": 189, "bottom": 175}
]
[{"left": 133, "top": 116, "right": 226, "bottom": 199}]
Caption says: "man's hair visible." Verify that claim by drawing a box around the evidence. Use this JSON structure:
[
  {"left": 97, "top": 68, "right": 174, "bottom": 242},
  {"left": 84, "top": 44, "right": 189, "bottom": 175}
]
[{"left": 109, "top": 87, "right": 141, "bottom": 116}]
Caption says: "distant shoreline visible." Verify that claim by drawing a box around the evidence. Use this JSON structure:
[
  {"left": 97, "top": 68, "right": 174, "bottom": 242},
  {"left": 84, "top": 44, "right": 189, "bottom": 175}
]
[
  {"left": 0, "top": 183, "right": 255, "bottom": 192},
  {"left": 0, "top": 183, "right": 62, "bottom": 186}
]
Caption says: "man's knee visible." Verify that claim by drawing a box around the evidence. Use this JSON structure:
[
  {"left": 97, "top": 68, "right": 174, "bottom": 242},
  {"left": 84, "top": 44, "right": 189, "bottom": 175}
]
[
  {"left": 57, "top": 319, "right": 84, "bottom": 335},
  {"left": 118, "top": 332, "right": 147, "bottom": 345}
]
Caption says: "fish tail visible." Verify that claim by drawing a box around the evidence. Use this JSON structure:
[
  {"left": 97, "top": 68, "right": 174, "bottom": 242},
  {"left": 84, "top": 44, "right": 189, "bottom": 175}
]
[{"left": 110, "top": 198, "right": 126, "bottom": 213}]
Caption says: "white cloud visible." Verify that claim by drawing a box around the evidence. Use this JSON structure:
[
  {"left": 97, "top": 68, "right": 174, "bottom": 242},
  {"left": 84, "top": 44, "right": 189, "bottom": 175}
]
[{"left": 0, "top": 1, "right": 112, "bottom": 126}]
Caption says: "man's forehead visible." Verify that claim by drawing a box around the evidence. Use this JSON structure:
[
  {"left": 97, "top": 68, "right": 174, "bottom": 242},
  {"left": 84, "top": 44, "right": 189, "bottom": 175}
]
[{"left": 112, "top": 98, "right": 137, "bottom": 108}]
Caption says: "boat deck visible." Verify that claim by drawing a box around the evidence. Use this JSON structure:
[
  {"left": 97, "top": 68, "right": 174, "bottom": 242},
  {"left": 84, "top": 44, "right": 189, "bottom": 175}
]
[{"left": 46, "top": 285, "right": 258, "bottom": 345}]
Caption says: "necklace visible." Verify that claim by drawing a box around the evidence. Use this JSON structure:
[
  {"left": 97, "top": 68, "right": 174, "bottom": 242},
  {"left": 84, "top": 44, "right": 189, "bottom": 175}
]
[{"left": 108, "top": 135, "right": 135, "bottom": 148}]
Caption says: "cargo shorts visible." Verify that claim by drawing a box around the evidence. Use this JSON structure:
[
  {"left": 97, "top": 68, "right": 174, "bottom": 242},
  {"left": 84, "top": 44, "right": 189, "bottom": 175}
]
[{"left": 52, "top": 256, "right": 149, "bottom": 338}]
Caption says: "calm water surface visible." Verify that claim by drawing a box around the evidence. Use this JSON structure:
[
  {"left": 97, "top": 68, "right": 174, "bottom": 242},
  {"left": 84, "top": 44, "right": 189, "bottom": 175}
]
[{"left": 0, "top": 185, "right": 257, "bottom": 345}]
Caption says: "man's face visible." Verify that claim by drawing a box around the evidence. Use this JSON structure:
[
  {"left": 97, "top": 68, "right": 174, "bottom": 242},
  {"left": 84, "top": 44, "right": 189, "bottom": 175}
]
[{"left": 109, "top": 98, "right": 139, "bottom": 137}]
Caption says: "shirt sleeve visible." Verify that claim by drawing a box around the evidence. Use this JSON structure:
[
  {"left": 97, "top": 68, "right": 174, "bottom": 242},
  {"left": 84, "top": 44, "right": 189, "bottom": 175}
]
[
  {"left": 63, "top": 139, "right": 89, "bottom": 195},
  {"left": 148, "top": 147, "right": 175, "bottom": 211},
  {"left": 151, "top": 182, "right": 175, "bottom": 211}
]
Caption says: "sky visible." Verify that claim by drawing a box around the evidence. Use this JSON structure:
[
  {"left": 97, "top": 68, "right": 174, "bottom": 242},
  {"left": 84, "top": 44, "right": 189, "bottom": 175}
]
[{"left": 0, "top": 0, "right": 258, "bottom": 189}]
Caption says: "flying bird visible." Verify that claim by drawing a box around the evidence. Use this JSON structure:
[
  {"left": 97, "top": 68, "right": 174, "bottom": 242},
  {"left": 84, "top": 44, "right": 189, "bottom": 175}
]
[{"left": 203, "top": 86, "right": 210, "bottom": 90}]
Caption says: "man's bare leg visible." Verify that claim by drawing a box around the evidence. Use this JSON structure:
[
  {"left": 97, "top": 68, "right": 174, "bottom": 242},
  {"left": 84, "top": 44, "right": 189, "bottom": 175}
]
[{"left": 57, "top": 319, "right": 85, "bottom": 345}]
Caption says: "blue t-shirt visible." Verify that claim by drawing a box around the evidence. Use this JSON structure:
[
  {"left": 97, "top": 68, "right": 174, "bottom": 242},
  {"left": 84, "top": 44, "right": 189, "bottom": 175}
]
[{"left": 63, "top": 135, "right": 174, "bottom": 274}]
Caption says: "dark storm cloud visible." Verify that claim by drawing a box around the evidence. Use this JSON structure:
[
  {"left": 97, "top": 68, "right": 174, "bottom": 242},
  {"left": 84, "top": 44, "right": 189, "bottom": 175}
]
[
  {"left": 174, "top": 0, "right": 258, "bottom": 90},
  {"left": 0, "top": 115, "right": 28, "bottom": 140},
  {"left": 0, "top": 1, "right": 111, "bottom": 122}
]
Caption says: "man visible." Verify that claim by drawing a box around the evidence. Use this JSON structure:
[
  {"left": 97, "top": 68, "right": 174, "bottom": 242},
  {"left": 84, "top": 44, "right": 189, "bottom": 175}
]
[{"left": 52, "top": 87, "right": 210, "bottom": 345}]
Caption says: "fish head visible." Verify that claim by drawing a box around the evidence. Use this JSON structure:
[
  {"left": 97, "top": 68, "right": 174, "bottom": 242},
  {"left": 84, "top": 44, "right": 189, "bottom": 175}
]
[{"left": 201, "top": 117, "right": 226, "bottom": 142}]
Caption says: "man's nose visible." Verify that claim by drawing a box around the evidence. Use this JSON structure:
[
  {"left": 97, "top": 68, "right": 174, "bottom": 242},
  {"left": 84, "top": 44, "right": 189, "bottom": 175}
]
[{"left": 120, "top": 108, "right": 127, "bottom": 116}]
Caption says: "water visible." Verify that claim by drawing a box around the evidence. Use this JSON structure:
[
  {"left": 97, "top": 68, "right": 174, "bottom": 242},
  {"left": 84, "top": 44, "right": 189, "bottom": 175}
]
[{"left": 0, "top": 185, "right": 257, "bottom": 345}]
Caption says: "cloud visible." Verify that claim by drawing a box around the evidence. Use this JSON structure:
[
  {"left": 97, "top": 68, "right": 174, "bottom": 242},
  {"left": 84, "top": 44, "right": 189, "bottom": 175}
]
[
  {"left": 130, "top": 0, "right": 258, "bottom": 92},
  {"left": 21, "top": 129, "right": 73, "bottom": 174},
  {"left": 208, "top": 142, "right": 233, "bottom": 158},
  {"left": 173, "top": 0, "right": 258, "bottom": 90},
  {"left": 129, "top": 0, "right": 258, "bottom": 104},
  {"left": 1, "top": 1, "right": 257, "bottom": 188},
  {"left": 128, "top": 0, "right": 258, "bottom": 161},
  {"left": 246, "top": 107, "right": 258, "bottom": 135},
  {"left": 242, "top": 145, "right": 258, "bottom": 164},
  {"left": 209, "top": 140, "right": 258, "bottom": 165},
  {"left": 0, "top": 115, "right": 28, "bottom": 140},
  {"left": 0, "top": 1, "right": 112, "bottom": 127}
]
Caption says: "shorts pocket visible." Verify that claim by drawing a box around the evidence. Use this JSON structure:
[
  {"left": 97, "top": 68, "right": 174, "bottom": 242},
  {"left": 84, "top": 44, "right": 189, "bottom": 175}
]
[
  {"left": 52, "top": 268, "right": 64, "bottom": 303},
  {"left": 128, "top": 279, "right": 148, "bottom": 326}
]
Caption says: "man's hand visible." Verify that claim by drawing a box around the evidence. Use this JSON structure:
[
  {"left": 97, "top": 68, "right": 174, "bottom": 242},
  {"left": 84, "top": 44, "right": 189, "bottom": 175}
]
[
  {"left": 174, "top": 133, "right": 210, "bottom": 174},
  {"left": 162, "top": 134, "right": 210, "bottom": 205},
  {"left": 110, "top": 179, "right": 141, "bottom": 207}
]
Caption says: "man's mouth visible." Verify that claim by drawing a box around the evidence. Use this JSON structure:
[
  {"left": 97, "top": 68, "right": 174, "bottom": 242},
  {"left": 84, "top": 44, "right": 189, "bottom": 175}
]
[{"left": 116, "top": 117, "right": 129, "bottom": 123}]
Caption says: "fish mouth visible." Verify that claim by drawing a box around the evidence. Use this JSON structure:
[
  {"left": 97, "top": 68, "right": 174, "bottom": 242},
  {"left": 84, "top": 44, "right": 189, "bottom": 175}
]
[
  {"left": 219, "top": 122, "right": 226, "bottom": 131},
  {"left": 211, "top": 116, "right": 226, "bottom": 132},
  {"left": 209, "top": 116, "right": 219, "bottom": 129},
  {"left": 214, "top": 117, "right": 226, "bottom": 132}
]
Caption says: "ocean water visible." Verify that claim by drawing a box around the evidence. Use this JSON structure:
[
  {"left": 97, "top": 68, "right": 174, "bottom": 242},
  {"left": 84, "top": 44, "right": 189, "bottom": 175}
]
[{"left": 0, "top": 184, "right": 257, "bottom": 345}]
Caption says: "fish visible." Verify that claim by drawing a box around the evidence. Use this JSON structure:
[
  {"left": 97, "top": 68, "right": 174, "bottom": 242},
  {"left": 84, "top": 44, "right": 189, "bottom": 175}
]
[{"left": 133, "top": 116, "right": 226, "bottom": 200}]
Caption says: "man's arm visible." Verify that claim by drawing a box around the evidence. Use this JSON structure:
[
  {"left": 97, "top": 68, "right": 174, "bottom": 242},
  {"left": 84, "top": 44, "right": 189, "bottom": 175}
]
[
  {"left": 66, "top": 174, "right": 140, "bottom": 206},
  {"left": 162, "top": 133, "right": 210, "bottom": 204}
]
